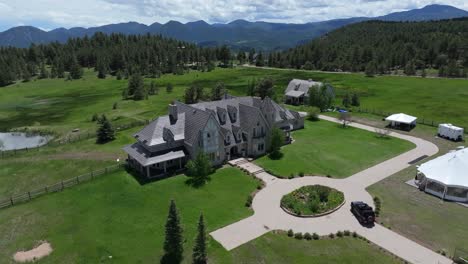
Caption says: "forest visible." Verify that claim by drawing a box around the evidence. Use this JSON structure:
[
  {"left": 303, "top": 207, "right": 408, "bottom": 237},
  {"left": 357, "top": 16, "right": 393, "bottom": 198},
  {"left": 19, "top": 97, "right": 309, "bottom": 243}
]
[
  {"left": 0, "top": 33, "right": 231, "bottom": 87},
  {"left": 268, "top": 18, "right": 468, "bottom": 77}
]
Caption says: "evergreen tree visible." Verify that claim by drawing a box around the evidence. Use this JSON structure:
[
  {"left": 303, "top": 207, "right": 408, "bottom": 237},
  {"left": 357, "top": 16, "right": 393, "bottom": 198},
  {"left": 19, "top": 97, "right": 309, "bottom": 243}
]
[
  {"left": 255, "top": 52, "right": 264, "bottom": 67},
  {"left": 192, "top": 214, "right": 207, "bottom": 264},
  {"left": 342, "top": 93, "right": 351, "bottom": 108},
  {"left": 148, "top": 81, "right": 158, "bottom": 95},
  {"left": 404, "top": 61, "right": 416, "bottom": 76},
  {"left": 255, "top": 78, "right": 274, "bottom": 99},
  {"left": 127, "top": 73, "right": 146, "bottom": 100},
  {"left": 69, "top": 56, "right": 83, "bottom": 79},
  {"left": 39, "top": 63, "right": 49, "bottom": 79},
  {"left": 116, "top": 70, "right": 123, "bottom": 80},
  {"left": 351, "top": 93, "right": 360, "bottom": 107},
  {"left": 162, "top": 200, "right": 184, "bottom": 264},
  {"left": 96, "top": 115, "right": 115, "bottom": 144},
  {"left": 211, "top": 82, "right": 225, "bottom": 101},
  {"left": 166, "top": 83, "right": 174, "bottom": 93},
  {"left": 365, "top": 62, "right": 376, "bottom": 77}
]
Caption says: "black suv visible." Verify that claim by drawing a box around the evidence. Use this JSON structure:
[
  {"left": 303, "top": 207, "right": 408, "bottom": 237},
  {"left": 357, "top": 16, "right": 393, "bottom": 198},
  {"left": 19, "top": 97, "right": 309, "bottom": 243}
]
[{"left": 351, "top": 201, "right": 375, "bottom": 226}]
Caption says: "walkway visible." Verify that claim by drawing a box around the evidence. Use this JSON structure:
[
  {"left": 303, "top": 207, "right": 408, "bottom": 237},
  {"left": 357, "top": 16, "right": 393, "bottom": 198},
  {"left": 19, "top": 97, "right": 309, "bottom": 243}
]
[{"left": 211, "top": 116, "right": 451, "bottom": 264}]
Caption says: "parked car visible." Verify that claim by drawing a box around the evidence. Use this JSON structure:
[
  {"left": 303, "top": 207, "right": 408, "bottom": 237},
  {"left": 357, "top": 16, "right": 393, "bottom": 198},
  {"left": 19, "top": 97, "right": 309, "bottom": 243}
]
[{"left": 351, "top": 201, "right": 375, "bottom": 225}]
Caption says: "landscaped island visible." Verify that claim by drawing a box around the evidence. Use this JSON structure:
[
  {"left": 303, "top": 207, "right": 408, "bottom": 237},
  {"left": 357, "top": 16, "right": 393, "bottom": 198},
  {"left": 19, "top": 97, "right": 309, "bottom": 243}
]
[{"left": 281, "top": 185, "right": 345, "bottom": 216}]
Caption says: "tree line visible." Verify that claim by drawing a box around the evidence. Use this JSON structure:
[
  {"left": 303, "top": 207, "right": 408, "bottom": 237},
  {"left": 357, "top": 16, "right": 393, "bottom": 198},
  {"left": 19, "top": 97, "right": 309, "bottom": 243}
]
[
  {"left": 0, "top": 32, "right": 232, "bottom": 87},
  {"left": 267, "top": 18, "right": 468, "bottom": 78}
]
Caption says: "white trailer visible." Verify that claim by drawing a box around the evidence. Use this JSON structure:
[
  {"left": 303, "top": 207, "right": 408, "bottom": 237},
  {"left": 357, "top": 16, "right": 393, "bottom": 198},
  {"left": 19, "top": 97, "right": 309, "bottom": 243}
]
[{"left": 438, "top": 124, "right": 464, "bottom": 141}]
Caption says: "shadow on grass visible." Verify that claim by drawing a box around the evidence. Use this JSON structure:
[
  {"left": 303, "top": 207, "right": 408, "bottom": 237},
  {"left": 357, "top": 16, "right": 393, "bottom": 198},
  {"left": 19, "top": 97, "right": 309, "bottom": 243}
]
[{"left": 268, "top": 152, "right": 284, "bottom": 160}]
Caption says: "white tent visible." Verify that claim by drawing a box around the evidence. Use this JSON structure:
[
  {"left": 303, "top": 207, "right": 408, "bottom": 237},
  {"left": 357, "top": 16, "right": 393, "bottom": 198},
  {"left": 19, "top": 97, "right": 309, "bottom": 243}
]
[
  {"left": 385, "top": 113, "right": 417, "bottom": 130},
  {"left": 438, "top": 123, "right": 464, "bottom": 141},
  {"left": 417, "top": 148, "right": 468, "bottom": 202}
]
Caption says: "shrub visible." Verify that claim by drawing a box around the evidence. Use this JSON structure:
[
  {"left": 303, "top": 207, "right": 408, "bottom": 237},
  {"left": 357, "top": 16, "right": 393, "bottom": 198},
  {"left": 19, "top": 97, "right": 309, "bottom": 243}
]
[
  {"left": 312, "top": 233, "right": 320, "bottom": 240},
  {"left": 288, "top": 173, "right": 295, "bottom": 179},
  {"left": 344, "top": 230, "right": 351, "bottom": 236},
  {"left": 352, "top": 231, "right": 358, "bottom": 238},
  {"left": 112, "top": 102, "right": 118, "bottom": 109},
  {"left": 373, "top": 196, "right": 381, "bottom": 217},
  {"left": 329, "top": 233, "right": 335, "bottom": 239},
  {"left": 304, "top": 232, "right": 312, "bottom": 240},
  {"left": 245, "top": 195, "right": 253, "bottom": 207},
  {"left": 336, "top": 231, "right": 344, "bottom": 238},
  {"left": 299, "top": 172, "right": 304, "bottom": 177},
  {"left": 307, "top": 107, "right": 320, "bottom": 121},
  {"left": 287, "top": 229, "right": 294, "bottom": 237},
  {"left": 257, "top": 184, "right": 263, "bottom": 190},
  {"left": 294, "top": 233, "right": 303, "bottom": 240},
  {"left": 91, "top": 113, "right": 99, "bottom": 122}
]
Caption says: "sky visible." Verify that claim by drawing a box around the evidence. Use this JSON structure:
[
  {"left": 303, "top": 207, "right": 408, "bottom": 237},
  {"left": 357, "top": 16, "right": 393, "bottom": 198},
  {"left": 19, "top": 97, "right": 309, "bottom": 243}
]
[{"left": 0, "top": 0, "right": 467, "bottom": 31}]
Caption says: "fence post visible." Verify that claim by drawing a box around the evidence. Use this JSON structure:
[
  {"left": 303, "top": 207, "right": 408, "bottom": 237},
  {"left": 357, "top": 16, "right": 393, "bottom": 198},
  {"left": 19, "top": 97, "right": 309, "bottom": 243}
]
[
  {"left": 61, "top": 181, "right": 64, "bottom": 190},
  {"left": 76, "top": 176, "right": 79, "bottom": 184},
  {"left": 45, "top": 186, "right": 48, "bottom": 193},
  {"left": 10, "top": 196, "right": 13, "bottom": 206},
  {"left": 28, "top": 192, "right": 31, "bottom": 200},
  {"left": 105, "top": 167, "right": 108, "bottom": 174},
  {"left": 91, "top": 171, "right": 94, "bottom": 179}
]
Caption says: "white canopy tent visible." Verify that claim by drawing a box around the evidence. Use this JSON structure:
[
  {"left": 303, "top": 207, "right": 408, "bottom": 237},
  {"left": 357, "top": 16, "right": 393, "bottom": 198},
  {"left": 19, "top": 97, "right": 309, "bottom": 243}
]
[
  {"left": 417, "top": 148, "right": 468, "bottom": 202},
  {"left": 385, "top": 113, "right": 417, "bottom": 131}
]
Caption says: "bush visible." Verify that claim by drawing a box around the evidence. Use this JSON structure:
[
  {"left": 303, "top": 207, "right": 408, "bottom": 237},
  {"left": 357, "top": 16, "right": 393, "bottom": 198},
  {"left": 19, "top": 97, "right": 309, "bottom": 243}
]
[
  {"left": 329, "top": 233, "right": 335, "bottom": 239},
  {"left": 288, "top": 173, "right": 295, "bottom": 179},
  {"left": 112, "top": 102, "right": 118, "bottom": 109},
  {"left": 245, "top": 195, "right": 253, "bottom": 207},
  {"left": 299, "top": 172, "right": 304, "bottom": 177},
  {"left": 336, "top": 231, "right": 344, "bottom": 238},
  {"left": 257, "top": 183, "right": 263, "bottom": 190},
  {"left": 307, "top": 106, "right": 320, "bottom": 121},
  {"left": 287, "top": 229, "right": 294, "bottom": 237},
  {"left": 294, "top": 233, "right": 303, "bottom": 240},
  {"left": 312, "top": 233, "right": 320, "bottom": 240},
  {"left": 344, "top": 230, "right": 351, "bottom": 236},
  {"left": 304, "top": 232, "right": 312, "bottom": 240},
  {"left": 373, "top": 196, "right": 381, "bottom": 217},
  {"left": 352, "top": 231, "right": 358, "bottom": 238}
]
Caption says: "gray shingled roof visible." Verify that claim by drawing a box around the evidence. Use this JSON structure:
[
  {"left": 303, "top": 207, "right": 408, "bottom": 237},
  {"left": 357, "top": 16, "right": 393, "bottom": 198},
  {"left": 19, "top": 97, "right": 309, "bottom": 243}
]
[
  {"left": 285, "top": 79, "right": 323, "bottom": 96},
  {"left": 285, "top": 90, "right": 305, "bottom": 98},
  {"left": 134, "top": 113, "right": 185, "bottom": 147}
]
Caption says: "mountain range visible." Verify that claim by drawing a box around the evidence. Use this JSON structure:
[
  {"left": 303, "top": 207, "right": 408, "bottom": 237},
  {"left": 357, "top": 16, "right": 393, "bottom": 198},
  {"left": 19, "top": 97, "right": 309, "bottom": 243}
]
[{"left": 1, "top": 4, "right": 467, "bottom": 50}]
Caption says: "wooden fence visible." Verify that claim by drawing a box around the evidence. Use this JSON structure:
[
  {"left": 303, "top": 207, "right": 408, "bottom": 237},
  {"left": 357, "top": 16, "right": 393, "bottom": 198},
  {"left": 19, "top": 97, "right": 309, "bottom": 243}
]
[
  {"left": 0, "top": 119, "right": 149, "bottom": 159},
  {"left": 0, "top": 163, "right": 124, "bottom": 210},
  {"left": 356, "top": 108, "right": 468, "bottom": 134}
]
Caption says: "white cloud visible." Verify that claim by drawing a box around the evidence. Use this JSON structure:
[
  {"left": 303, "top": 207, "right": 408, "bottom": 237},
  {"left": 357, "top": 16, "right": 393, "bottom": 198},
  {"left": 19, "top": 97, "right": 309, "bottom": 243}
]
[{"left": 0, "top": 0, "right": 467, "bottom": 31}]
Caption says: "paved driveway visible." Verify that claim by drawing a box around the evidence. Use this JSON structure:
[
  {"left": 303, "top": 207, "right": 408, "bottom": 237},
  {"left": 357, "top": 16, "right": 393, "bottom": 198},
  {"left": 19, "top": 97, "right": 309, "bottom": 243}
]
[{"left": 211, "top": 116, "right": 451, "bottom": 264}]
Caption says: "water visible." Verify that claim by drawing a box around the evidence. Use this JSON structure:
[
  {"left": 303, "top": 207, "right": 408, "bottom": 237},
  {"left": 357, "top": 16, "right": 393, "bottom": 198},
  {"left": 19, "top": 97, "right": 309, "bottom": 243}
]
[{"left": 0, "top": 132, "right": 51, "bottom": 151}]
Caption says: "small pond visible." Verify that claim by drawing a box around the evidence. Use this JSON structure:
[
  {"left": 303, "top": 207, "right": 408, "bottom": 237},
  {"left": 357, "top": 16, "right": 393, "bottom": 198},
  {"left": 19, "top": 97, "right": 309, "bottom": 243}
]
[{"left": 0, "top": 132, "right": 51, "bottom": 151}]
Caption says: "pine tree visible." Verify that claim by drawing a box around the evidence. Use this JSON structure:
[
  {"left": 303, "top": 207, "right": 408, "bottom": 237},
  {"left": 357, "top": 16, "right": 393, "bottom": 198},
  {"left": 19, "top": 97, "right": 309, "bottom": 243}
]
[
  {"left": 186, "top": 152, "right": 213, "bottom": 185},
  {"left": 148, "top": 81, "right": 158, "bottom": 95},
  {"left": 69, "top": 56, "right": 83, "bottom": 79},
  {"left": 162, "top": 200, "right": 184, "bottom": 264},
  {"left": 96, "top": 115, "right": 115, "bottom": 144},
  {"left": 351, "top": 93, "right": 360, "bottom": 107},
  {"left": 342, "top": 93, "right": 351, "bottom": 108},
  {"left": 39, "top": 63, "right": 49, "bottom": 79},
  {"left": 211, "top": 82, "right": 225, "bottom": 101},
  {"left": 127, "top": 73, "right": 146, "bottom": 100},
  {"left": 166, "top": 83, "right": 174, "bottom": 93},
  {"left": 192, "top": 214, "right": 207, "bottom": 264},
  {"left": 255, "top": 78, "right": 274, "bottom": 99},
  {"left": 269, "top": 127, "right": 285, "bottom": 160}
]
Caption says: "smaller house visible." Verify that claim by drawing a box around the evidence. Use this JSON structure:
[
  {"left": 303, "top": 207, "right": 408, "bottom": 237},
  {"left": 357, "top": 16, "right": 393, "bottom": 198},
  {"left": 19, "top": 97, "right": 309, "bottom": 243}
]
[
  {"left": 385, "top": 113, "right": 417, "bottom": 131},
  {"left": 416, "top": 147, "right": 468, "bottom": 203},
  {"left": 284, "top": 79, "right": 332, "bottom": 105}
]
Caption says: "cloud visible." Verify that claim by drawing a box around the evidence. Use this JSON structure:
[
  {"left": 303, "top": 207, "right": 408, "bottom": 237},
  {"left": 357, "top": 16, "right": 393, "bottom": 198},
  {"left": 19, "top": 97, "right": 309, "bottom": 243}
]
[{"left": 0, "top": 0, "right": 467, "bottom": 31}]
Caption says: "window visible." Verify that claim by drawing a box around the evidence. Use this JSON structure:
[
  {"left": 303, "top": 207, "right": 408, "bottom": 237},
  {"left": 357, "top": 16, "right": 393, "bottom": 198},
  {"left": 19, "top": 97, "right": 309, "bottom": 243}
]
[{"left": 258, "top": 143, "right": 264, "bottom": 151}]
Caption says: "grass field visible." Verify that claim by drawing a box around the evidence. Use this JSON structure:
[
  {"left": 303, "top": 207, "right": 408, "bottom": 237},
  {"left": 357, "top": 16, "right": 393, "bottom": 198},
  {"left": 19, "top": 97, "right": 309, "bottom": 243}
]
[
  {"left": 223, "top": 233, "right": 401, "bottom": 264},
  {"left": 0, "top": 167, "right": 258, "bottom": 263},
  {"left": 255, "top": 120, "right": 414, "bottom": 178},
  {"left": 1, "top": 67, "right": 467, "bottom": 139}
]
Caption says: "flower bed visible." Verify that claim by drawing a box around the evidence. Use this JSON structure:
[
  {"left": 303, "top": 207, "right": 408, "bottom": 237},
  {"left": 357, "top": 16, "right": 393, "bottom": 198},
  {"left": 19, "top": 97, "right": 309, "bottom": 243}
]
[{"left": 281, "top": 185, "right": 345, "bottom": 217}]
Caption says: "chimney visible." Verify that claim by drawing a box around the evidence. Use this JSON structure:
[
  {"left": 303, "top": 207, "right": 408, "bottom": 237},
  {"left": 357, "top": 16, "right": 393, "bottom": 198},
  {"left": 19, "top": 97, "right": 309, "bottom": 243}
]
[{"left": 169, "top": 102, "right": 178, "bottom": 123}]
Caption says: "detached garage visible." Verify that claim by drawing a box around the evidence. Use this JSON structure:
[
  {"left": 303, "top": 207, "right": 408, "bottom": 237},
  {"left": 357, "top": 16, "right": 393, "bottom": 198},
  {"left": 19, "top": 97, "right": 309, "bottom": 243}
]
[
  {"left": 385, "top": 113, "right": 417, "bottom": 131},
  {"left": 416, "top": 147, "right": 468, "bottom": 203}
]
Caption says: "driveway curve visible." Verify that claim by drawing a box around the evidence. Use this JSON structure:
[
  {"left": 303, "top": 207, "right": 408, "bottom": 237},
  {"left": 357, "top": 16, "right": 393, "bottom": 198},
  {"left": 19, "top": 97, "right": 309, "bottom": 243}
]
[{"left": 211, "top": 116, "right": 451, "bottom": 264}]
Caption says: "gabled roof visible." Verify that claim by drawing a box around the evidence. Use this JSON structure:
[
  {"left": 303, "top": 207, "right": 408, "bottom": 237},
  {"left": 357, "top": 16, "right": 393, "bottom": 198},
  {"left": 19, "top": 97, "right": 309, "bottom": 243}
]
[
  {"left": 385, "top": 113, "right": 417, "bottom": 124},
  {"left": 285, "top": 90, "right": 305, "bottom": 98},
  {"left": 285, "top": 79, "right": 323, "bottom": 95},
  {"left": 419, "top": 148, "right": 468, "bottom": 187},
  {"left": 174, "top": 102, "right": 212, "bottom": 146},
  {"left": 123, "top": 143, "right": 185, "bottom": 166},
  {"left": 134, "top": 113, "right": 185, "bottom": 147}
]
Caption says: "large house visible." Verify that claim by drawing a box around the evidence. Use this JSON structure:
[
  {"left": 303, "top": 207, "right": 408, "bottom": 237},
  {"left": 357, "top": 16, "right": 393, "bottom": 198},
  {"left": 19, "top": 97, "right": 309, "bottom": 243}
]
[
  {"left": 123, "top": 95, "right": 305, "bottom": 178},
  {"left": 284, "top": 79, "right": 334, "bottom": 105}
]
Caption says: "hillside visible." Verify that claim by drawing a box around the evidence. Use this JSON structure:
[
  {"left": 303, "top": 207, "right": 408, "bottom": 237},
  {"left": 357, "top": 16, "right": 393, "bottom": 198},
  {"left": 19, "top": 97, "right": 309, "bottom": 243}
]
[
  {"left": 273, "top": 18, "right": 468, "bottom": 77},
  {"left": 1, "top": 4, "right": 467, "bottom": 50}
]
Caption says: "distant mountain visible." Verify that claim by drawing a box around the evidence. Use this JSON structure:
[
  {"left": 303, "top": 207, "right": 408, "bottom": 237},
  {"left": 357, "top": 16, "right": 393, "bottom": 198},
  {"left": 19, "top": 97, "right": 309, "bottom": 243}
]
[{"left": 1, "top": 4, "right": 467, "bottom": 50}]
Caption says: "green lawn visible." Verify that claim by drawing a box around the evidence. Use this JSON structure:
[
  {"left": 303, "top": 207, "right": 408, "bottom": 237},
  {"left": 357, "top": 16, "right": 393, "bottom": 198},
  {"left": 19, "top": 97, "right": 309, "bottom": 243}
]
[
  {"left": 0, "top": 167, "right": 258, "bottom": 263},
  {"left": 1, "top": 67, "right": 467, "bottom": 140},
  {"left": 216, "top": 232, "right": 401, "bottom": 264},
  {"left": 255, "top": 120, "right": 414, "bottom": 178}
]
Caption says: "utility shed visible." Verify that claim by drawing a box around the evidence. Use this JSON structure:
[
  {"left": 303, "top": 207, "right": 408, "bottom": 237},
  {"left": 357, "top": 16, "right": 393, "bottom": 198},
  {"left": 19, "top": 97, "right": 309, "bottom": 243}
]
[
  {"left": 385, "top": 113, "right": 417, "bottom": 131},
  {"left": 438, "top": 124, "right": 464, "bottom": 141}
]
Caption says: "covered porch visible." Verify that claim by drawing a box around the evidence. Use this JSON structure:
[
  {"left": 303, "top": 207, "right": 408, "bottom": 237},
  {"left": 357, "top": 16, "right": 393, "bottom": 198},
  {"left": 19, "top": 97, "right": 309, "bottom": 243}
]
[
  {"left": 284, "top": 90, "right": 305, "bottom": 105},
  {"left": 124, "top": 143, "right": 187, "bottom": 178}
]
